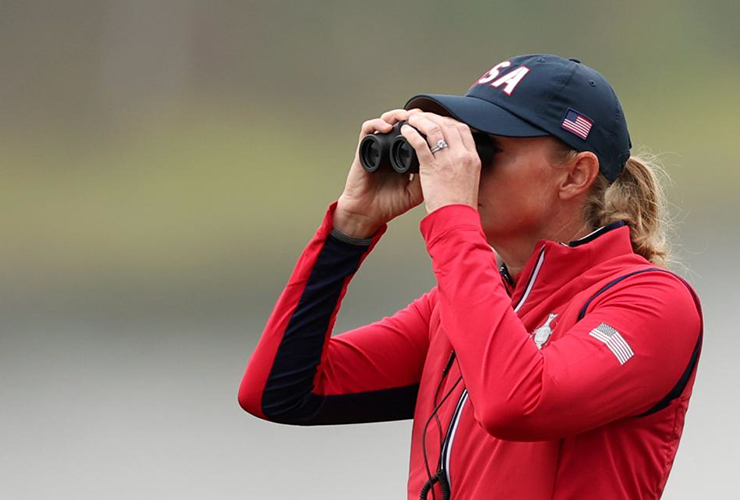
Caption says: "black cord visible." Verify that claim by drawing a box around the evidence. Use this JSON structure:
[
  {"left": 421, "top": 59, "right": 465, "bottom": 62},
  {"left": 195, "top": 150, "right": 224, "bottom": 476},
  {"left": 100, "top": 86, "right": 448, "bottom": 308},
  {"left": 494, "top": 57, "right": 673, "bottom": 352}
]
[
  {"left": 434, "top": 353, "right": 457, "bottom": 473},
  {"left": 421, "top": 351, "right": 457, "bottom": 500},
  {"left": 432, "top": 380, "right": 445, "bottom": 459},
  {"left": 419, "top": 469, "right": 451, "bottom": 500},
  {"left": 432, "top": 352, "right": 457, "bottom": 460},
  {"left": 421, "top": 373, "right": 461, "bottom": 500}
]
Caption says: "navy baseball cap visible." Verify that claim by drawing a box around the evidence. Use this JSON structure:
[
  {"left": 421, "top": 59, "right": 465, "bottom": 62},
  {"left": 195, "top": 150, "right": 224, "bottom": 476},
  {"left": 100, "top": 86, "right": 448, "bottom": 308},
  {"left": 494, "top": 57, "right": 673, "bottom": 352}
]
[{"left": 404, "top": 54, "right": 631, "bottom": 182}]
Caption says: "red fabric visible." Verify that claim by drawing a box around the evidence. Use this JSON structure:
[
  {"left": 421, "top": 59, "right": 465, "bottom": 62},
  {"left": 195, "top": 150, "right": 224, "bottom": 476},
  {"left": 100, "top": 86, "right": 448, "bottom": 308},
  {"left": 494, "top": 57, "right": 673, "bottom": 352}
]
[{"left": 239, "top": 202, "right": 703, "bottom": 499}]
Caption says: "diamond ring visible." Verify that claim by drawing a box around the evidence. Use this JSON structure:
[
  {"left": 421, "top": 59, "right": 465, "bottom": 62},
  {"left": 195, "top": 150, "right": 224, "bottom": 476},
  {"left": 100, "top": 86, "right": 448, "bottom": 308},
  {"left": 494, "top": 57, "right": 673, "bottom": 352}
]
[{"left": 429, "top": 139, "right": 449, "bottom": 154}]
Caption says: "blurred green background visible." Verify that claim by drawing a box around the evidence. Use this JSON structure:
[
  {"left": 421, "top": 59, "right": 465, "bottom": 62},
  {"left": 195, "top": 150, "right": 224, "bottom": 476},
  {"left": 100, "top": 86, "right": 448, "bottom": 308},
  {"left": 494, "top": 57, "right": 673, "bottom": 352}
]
[{"left": 1, "top": 1, "right": 738, "bottom": 498}]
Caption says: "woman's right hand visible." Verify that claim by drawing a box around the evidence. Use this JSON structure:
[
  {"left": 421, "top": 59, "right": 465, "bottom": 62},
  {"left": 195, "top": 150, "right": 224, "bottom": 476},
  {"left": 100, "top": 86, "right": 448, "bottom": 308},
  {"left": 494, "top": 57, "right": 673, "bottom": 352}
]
[{"left": 333, "top": 109, "right": 424, "bottom": 238}]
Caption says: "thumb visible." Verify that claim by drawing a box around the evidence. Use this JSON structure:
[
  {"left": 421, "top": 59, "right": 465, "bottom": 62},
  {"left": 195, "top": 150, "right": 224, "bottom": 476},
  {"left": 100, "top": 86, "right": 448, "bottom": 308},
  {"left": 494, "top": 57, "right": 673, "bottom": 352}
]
[{"left": 405, "top": 172, "right": 424, "bottom": 206}]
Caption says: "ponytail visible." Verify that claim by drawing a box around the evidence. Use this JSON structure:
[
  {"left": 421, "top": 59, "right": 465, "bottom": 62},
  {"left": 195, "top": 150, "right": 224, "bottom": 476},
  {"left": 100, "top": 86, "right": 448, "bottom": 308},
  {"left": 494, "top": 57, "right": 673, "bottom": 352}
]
[
  {"left": 550, "top": 142, "right": 674, "bottom": 268},
  {"left": 585, "top": 154, "right": 672, "bottom": 267}
]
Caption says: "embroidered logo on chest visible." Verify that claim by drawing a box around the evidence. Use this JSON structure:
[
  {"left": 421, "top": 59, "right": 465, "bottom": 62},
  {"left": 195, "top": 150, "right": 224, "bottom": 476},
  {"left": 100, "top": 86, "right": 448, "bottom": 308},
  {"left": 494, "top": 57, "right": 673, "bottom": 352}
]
[{"left": 531, "top": 313, "right": 558, "bottom": 349}]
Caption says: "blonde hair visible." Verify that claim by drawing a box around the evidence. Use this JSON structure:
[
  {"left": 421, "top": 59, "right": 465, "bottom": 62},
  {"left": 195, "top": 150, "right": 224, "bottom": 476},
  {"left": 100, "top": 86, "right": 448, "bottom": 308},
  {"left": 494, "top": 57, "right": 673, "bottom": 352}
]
[{"left": 552, "top": 142, "right": 673, "bottom": 268}]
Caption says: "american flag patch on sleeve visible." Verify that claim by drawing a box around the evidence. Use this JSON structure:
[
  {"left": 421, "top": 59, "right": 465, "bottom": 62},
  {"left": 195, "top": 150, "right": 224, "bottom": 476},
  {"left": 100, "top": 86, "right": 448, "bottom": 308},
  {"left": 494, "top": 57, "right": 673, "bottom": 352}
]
[
  {"left": 561, "top": 109, "right": 593, "bottom": 140},
  {"left": 589, "top": 323, "right": 634, "bottom": 365}
]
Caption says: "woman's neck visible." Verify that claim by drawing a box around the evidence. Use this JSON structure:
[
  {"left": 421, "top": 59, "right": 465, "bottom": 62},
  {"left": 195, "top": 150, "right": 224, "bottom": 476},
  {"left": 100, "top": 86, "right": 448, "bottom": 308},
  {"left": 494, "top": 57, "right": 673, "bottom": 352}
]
[{"left": 494, "top": 216, "right": 592, "bottom": 281}]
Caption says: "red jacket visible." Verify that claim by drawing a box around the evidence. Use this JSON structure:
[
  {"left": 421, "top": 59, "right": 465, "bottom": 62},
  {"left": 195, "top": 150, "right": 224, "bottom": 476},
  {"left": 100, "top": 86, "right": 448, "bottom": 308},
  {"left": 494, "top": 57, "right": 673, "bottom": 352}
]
[{"left": 238, "top": 202, "right": 703, "bottom": 499}]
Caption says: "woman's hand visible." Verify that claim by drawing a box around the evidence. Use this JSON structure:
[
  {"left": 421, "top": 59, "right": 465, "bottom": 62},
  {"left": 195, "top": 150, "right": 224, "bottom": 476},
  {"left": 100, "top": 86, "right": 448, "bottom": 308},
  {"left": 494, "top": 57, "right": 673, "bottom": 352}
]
[
  {"left": 334, "top": 109, "right": 424, "bottom": 238},
  {"left": 400, "top": 112, "right": 481, "bottom": 214}
]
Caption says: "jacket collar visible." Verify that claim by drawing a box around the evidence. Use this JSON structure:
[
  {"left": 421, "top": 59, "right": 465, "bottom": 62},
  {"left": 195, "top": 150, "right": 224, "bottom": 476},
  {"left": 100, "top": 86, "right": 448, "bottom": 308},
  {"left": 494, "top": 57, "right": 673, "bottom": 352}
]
[
  {"left": 565, "top": 220, "right": 627, "bottom": 247},
  {"left": 500, "top": 221, "right": 634, "bottom": 314}
]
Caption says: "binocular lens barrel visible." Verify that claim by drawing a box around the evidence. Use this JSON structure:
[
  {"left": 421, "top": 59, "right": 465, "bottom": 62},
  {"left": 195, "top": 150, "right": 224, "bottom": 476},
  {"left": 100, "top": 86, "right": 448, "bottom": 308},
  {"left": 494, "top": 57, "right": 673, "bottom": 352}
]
[
  {"left": 359, "top": 120, "right": 496, "bottom": 174},
  {"left": 389, "top": 134, "right": 418, "bottom": 174},
  {"left": 359, "top": 130, "right": 394, "bottom": 173},
  {"left": 359, "top": 121, "right": 416, "bottom": 173}
]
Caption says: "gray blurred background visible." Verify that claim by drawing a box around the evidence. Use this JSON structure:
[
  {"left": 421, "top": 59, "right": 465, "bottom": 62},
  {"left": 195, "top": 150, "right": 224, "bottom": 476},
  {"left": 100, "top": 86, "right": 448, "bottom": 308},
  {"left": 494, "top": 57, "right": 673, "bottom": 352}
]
[{"left": 1, "top": 1, "right": 737, "bottom": 498}]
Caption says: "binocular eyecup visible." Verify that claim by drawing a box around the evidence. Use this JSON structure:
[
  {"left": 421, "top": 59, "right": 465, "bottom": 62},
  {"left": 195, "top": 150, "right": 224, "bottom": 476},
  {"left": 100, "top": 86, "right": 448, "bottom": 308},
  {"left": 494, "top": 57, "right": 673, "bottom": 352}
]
[
  {"left": 359, "top": 121, "right": 418, "bottom": 174},
  {"left": 359, "top": 121, "right": 496, "bottom": 174}
]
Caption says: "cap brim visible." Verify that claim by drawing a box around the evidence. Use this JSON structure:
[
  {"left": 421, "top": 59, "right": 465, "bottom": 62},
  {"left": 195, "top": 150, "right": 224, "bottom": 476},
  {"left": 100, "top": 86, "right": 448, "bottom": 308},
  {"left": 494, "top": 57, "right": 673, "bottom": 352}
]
[{"left": 404, "top": 94, "right": 549, "bottom": 137}]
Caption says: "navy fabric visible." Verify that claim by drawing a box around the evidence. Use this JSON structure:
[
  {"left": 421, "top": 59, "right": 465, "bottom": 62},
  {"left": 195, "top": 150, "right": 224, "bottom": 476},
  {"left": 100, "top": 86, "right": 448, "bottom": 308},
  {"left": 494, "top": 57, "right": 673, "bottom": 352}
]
[
  {"left": 406, "top": 93, "right": 550, "bottom": 138},
  {"left": 267, "top": 385, "right": 420, "bottom": 425},
  {"left": 567, "top": 221, "right": 626, "bottom": 247},
  {"left": 262, "top": 233, "right": 418, "bottom": 424},
  {"left": 405, "top": 54, "right": 632, "bottom": 182}
]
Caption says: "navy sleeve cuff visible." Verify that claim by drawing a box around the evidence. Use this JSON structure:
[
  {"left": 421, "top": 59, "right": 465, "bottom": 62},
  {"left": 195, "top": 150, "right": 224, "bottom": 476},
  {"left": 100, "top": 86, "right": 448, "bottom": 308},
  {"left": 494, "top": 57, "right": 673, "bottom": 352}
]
[{"left": 329, "top": 227, "right": 374, "bottom": 246}]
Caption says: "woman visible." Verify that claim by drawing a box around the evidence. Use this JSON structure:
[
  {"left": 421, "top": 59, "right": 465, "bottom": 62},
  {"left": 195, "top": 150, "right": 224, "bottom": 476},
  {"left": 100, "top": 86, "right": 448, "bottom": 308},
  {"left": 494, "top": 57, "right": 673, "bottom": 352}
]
[{"left": 238, "top": 54, "right": 703, "bottom": 499}]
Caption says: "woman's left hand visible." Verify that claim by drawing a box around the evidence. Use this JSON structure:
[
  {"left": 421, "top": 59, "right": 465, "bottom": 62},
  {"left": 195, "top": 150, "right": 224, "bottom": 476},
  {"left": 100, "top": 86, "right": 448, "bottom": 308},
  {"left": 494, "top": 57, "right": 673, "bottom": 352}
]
[{"left": 401, "top": 111, "right": 481, "bottom": 214}]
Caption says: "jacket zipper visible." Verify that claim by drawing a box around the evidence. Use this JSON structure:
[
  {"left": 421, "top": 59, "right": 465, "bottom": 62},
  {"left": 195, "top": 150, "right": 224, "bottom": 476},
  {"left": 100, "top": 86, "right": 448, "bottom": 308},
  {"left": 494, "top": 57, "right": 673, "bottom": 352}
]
[
  {"left": 513, "top": 247, "right": 546, "bottom": 313},
  {"left": 441, "top": 389, "right": 469, "bottom": 488},
  {"left": 439, "top": 248, "right": 546, "bottom": 490}
]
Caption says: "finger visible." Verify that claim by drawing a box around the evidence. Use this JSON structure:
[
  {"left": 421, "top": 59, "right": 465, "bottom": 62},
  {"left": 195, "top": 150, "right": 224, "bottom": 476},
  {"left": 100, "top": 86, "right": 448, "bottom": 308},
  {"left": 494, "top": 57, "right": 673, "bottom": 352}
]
[
  {"left": 379, "top": 109, "right": 410, "bottom": 125},
  {"left": 406, "top": 113, "right": 446, "bottom": 152},
  {"left": 407, "top": 113, "right": 463, "bottom": 152},
  {"left": 438, "top": 115, "right": 466, "bottom": 151},
  {"left": 456, "top": 121, "right": 477, "bottom": 153},
  {"left": 359, "top": 118, "right": 393, "bottom": 138},
  {"left": 400, "top": 123, "right": 435, "bottom": 166},
  {"left": 405, "top": 171, "right": 424, "bottom": 206}
]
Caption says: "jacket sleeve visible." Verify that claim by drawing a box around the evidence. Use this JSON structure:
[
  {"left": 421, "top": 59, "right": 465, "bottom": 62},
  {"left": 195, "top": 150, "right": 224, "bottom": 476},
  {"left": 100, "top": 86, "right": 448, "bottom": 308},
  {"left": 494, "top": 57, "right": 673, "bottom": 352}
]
[
  {"left": 420, "top": 204, "right": 702, "bottom": 441},
  {"left": 238, "top": 201, "right": 432, "bottom": 425}
]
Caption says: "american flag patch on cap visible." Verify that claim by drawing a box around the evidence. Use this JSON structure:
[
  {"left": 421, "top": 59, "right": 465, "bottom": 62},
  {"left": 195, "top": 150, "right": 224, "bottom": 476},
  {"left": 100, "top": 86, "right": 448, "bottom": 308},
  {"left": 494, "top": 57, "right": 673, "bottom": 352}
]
[
  {"left": 589, "top": 323, "right": 633, "bottom": 365},
  {"left": 561, "top": 109, "right": 593, "bottom": 140}
]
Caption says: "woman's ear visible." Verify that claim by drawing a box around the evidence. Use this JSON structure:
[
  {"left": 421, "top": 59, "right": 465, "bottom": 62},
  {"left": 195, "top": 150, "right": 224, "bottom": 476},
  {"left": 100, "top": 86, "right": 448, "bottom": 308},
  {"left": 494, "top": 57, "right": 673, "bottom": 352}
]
[{"left": 558, "top": 151, "right": 600, "bottom": 200}]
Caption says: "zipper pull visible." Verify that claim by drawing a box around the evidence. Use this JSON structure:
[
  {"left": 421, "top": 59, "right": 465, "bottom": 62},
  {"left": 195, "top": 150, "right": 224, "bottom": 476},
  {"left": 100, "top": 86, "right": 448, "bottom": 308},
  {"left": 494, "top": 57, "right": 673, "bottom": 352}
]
[{"left": 499, "top": 264, "right": 514, "bottom": 295}]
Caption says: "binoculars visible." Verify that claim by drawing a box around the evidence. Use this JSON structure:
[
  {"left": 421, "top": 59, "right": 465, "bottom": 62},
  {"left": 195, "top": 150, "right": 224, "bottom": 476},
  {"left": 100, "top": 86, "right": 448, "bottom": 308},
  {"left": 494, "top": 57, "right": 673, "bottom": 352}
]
[{"left": 359, "top": 121, "right": 496, "bottom": 174}]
